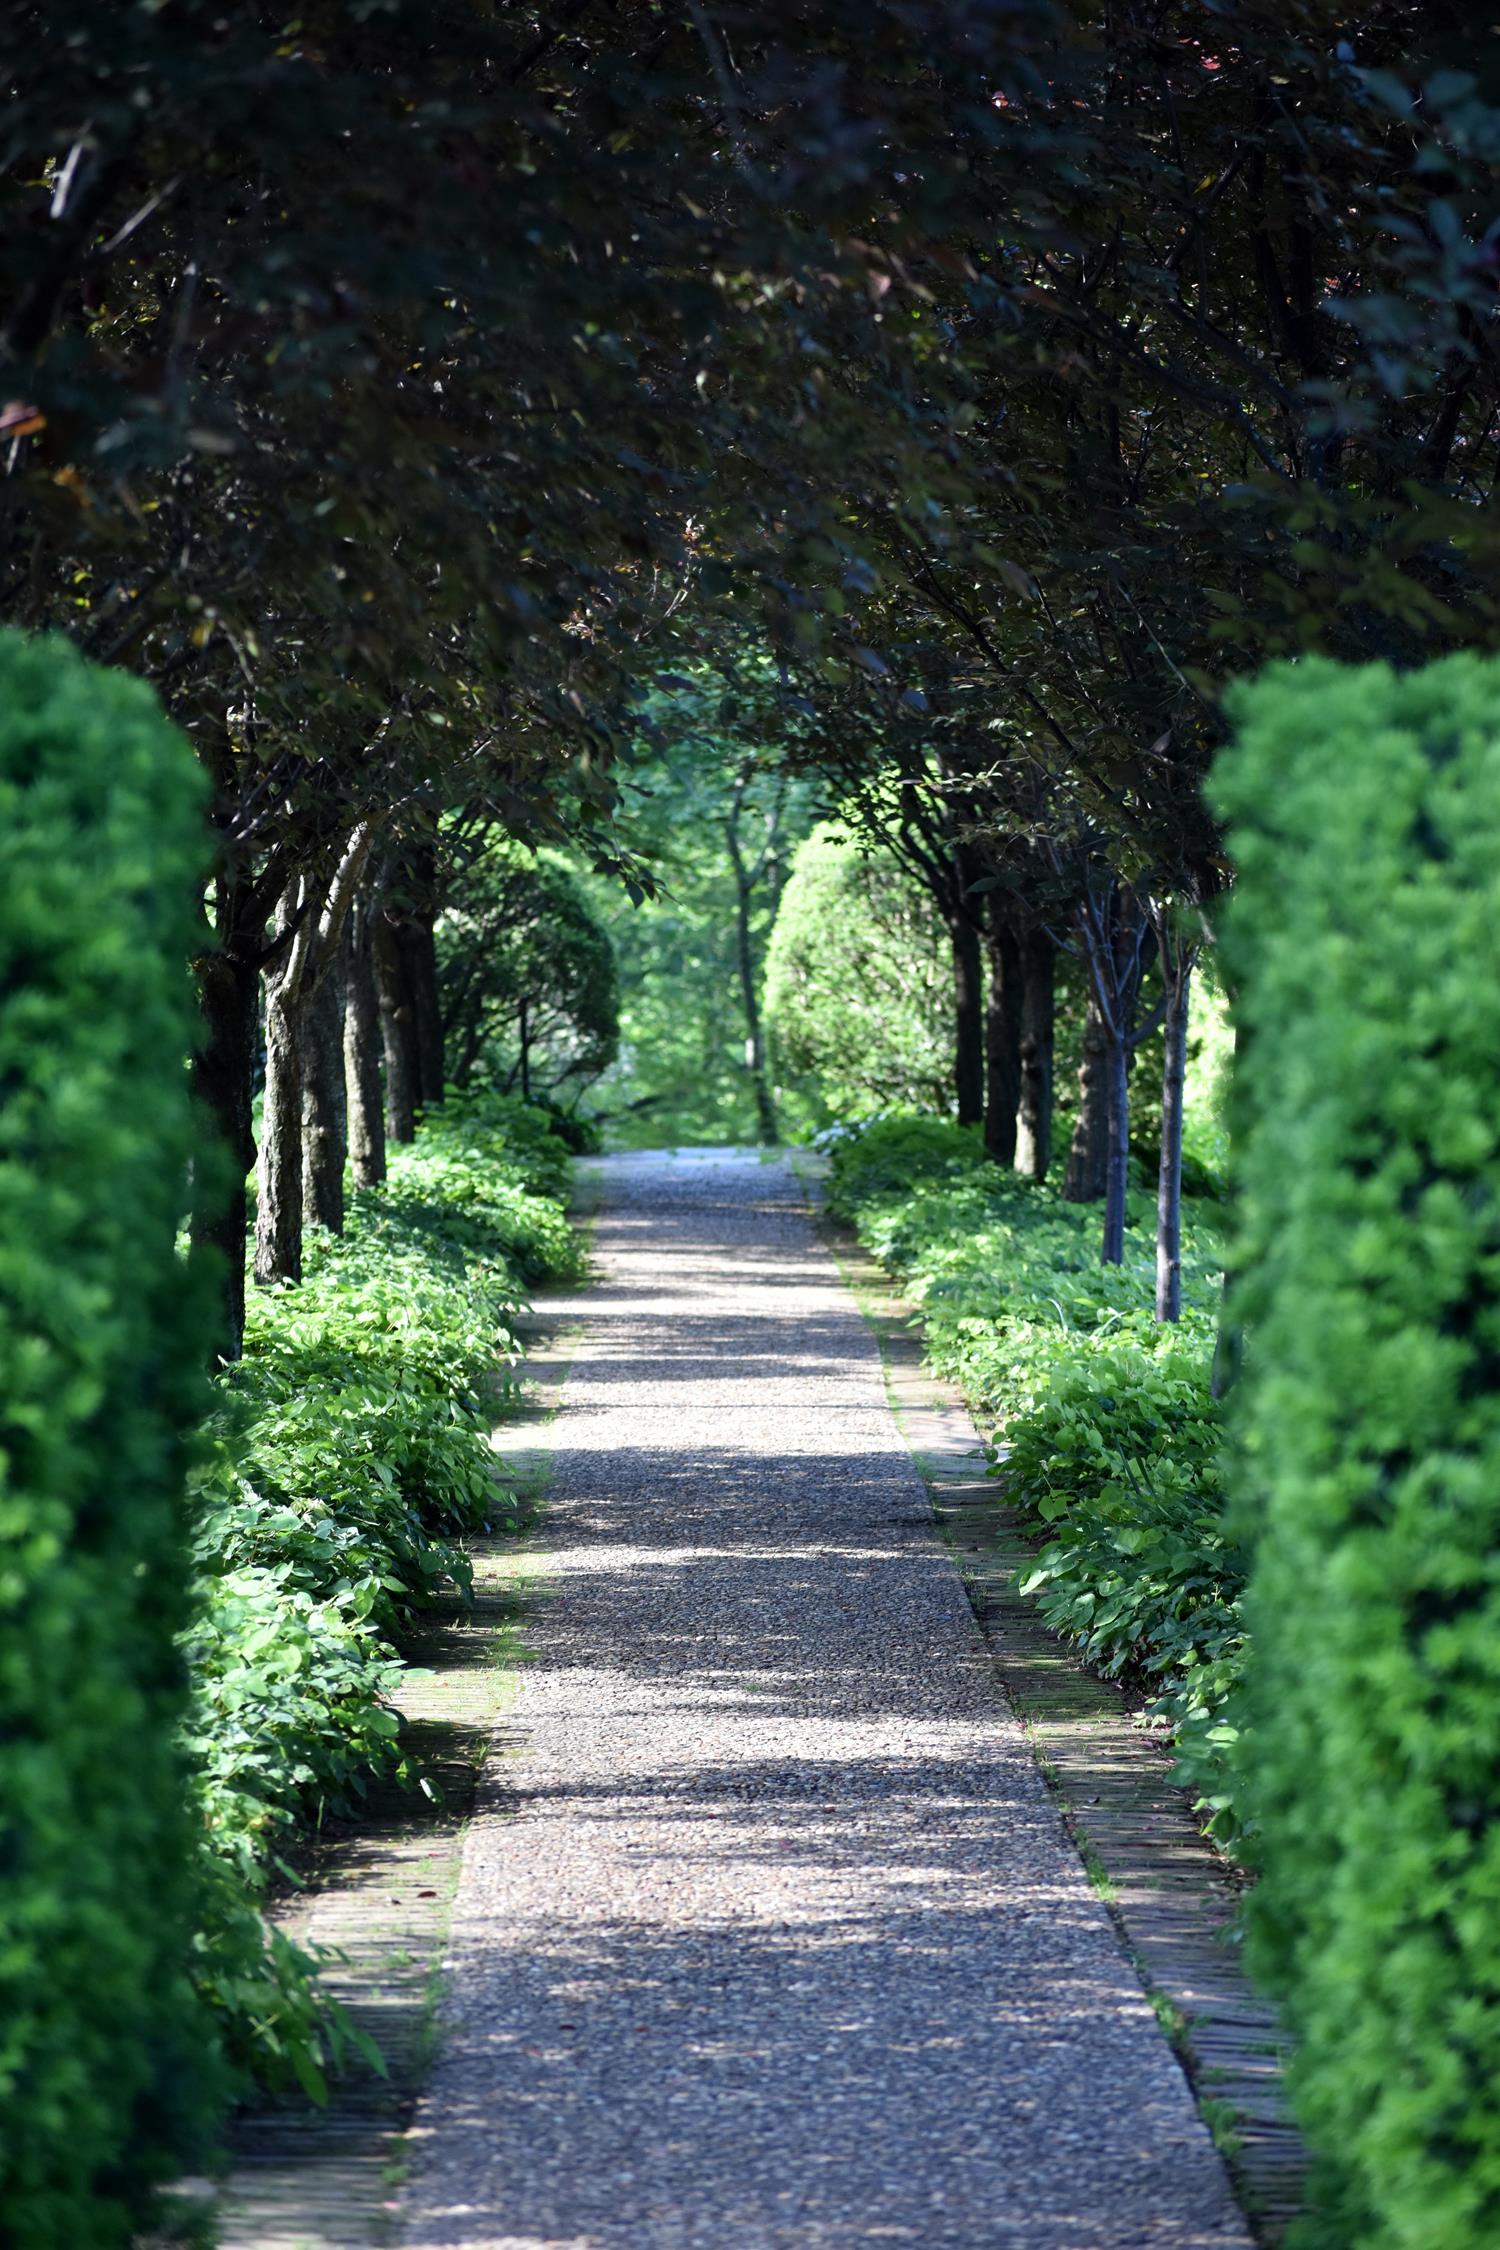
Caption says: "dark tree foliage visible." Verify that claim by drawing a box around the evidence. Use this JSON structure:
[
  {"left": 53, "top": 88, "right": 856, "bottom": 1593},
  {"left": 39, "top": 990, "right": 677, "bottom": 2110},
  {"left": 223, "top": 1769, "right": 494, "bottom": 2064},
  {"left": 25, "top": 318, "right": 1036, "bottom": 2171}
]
[{"left": 0, "top": 0, "right": 1070, "bottom": 1336}]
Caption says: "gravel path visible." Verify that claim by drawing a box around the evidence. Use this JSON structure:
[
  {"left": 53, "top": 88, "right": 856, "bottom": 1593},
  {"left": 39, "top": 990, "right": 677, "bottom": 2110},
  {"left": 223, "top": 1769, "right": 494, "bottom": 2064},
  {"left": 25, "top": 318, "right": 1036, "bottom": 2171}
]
[{"left": 401, "top": 1149, "right": 1251, "bottom": 2250}]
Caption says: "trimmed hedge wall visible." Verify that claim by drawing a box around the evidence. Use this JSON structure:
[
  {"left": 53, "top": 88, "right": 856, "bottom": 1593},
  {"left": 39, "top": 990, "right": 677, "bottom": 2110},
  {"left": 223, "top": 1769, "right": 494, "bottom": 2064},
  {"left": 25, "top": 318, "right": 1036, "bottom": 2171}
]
[
  {"left": 0, "top": 633, "right": 219, "bottom": 2244},
  {"left": 1215, "top": 655, "right": 1500, "bottom": 2249}
]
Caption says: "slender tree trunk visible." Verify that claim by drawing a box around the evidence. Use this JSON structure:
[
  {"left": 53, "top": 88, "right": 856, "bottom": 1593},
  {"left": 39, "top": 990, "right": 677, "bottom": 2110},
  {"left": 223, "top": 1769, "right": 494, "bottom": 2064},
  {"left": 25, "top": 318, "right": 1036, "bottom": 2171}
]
[
  {"left": 255, "top": 976, "right": 305, "bottom": 1287},
  {"left": 982, "top": 898, "right": 1023, "bottom": 1166},
  {"left": 255, "top": 823, "right": 381, "bottom": 1287},
  {"left": 724, "top": 762, "right": 781, "bottom": 1145},
  {"left": 374, "top": 909, "right": 419, "bottom": 1143},
  {"left": 343, "top": 905, "right": 387, "bottom": 1187},
  {"left": 519, "top": 994, "right": 532, "bottom": 1103},
  {"left": 1015, "top": 928, "right": 1057, "bottom": 1182},
  {"left": 302, "top": 963, "right": 347, "bottom": 1234},
  {"left": 733, "top": 867, "right": 779, "bottom": 1146},
  {"left": 1070, "top": 877, "right": 1152, "bottom": 1264},
  {"left": 1153, "top": 924, "right": 1198, "bottom": 1323},
  {"left": 1102, "top": 1023, "right": 1131, "bottom": 1265},
  {"left": 405, "top": 914, "right": 445, "bottom": 1108},
  {"left": 1064, "top": 989, "right": 1110, "bottom": 1202},
  {"left": 191, "top": 943, "right": 262, "bottom": 1362},
  {"left": 951, "top": 911, "right": 985, "bottom": 1127}
]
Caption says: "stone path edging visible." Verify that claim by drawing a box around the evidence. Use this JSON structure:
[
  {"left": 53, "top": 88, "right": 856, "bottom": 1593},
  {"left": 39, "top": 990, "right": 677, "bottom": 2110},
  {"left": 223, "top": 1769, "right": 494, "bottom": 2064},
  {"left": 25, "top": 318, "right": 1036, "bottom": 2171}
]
[{"left": 813, "top": 1210, "right": 1305, "bottom": 2245}]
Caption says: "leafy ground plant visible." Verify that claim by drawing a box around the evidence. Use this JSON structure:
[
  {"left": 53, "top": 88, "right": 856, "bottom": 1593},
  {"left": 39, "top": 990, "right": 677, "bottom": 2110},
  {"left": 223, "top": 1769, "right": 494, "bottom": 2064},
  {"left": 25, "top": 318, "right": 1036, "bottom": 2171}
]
[
  {"left": 184, "top": 1091, "right": 580, "bottom": 2099},
  {"left": 823, "top": 1112, "right": 1246, "bottom": 1848}
]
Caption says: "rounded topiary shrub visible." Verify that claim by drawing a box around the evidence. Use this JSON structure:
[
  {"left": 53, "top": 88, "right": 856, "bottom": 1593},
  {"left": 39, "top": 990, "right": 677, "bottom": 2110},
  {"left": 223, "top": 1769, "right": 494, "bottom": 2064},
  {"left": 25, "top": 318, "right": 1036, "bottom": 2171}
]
[
  {"left": 0, "top": 630, "right": 220, "bottom": 2245},
  {"left": 1214, "top": 654, "right": 1500, "bottom": 2250}
]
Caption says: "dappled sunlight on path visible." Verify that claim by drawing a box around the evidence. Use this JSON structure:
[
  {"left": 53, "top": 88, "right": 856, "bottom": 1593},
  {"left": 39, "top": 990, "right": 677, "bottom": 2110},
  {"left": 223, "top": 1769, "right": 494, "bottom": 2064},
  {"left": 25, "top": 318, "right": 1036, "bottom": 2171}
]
[{"left": 401, "top": 1149, "right": 1250, "bottom": 2250}]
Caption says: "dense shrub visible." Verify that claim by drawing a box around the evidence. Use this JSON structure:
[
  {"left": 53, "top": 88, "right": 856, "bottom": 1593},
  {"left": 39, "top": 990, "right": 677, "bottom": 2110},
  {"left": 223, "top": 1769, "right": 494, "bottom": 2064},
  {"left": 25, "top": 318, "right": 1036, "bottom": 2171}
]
[
  {"left": 765, "top": 824, "right": 955, "bottom": 1118},
  {"left": 824, "top": 1113, "right": 1242, "bottom": 1837},
  {"left": 0, "top": 633, "right": 218, "bottom": 2246},
  {"left": 1214, "top": 656, "right": 1500, "bottom": 2250},
  {"left": 187, "top": 1091, "right": 580, "bottom": 2096}
]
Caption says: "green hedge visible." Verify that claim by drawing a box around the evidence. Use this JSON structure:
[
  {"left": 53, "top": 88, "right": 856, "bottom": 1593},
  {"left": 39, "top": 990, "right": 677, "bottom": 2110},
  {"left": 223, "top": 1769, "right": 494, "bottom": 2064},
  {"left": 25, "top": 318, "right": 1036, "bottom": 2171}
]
[
  {"left": 188, "top": 1090, "right": 582, "bottom": 2096},
  {"left": 0, "top": 632, "right": 218, "bottom": 2246},
  {"left": 821, "top": 1114, "right": 1241, "bottom": 1837},
  {"left": 1215, "top": 655, "right": 1500, "bottom": 2249}
]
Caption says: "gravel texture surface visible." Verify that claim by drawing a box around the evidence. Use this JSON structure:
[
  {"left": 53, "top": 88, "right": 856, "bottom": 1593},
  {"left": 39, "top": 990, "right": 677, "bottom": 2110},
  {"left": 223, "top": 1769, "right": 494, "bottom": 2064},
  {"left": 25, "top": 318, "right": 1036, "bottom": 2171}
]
[{"left": 400, "top": 1148, "right": 1251, "bottom": 2250}]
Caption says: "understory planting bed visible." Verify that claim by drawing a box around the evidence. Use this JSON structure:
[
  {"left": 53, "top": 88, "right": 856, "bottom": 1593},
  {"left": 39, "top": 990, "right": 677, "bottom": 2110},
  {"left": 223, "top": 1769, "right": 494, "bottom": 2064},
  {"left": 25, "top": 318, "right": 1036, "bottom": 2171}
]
[
  {"left": 821, "top": 1113, "right": 1247, "bottom": 1855},
  {"left": 186, "top": 1091, "right": 582, "bottom": 2100}
]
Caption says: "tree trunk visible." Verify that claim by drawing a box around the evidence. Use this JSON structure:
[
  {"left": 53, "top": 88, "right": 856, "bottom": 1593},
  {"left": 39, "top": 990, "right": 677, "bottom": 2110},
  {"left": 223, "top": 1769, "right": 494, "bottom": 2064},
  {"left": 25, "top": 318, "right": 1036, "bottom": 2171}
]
[
  {"left": 255, "top": 977, "right": 305, "bottom": 1287},
  {"left": 374, "top": 909, "right": 419, "bottom": 1143},
  {"left": 1015, "top": 928, "right": 1057, "bottom": 1182},
  {"left": 1064, "top": 989, "right": 1110, "bottom": 1202},
  {"left": 255, "top": 826, "right": 381, "bottom": 1286},
  {"left": 724, "top": 763, "right": 781, "bottom": 1145},
  {"left": 302, "top": 963, "right": 347, "bottom": 1234},
  {"left": 733, "top": 862, "right": 779, "bottom": 1146},
  {"left": 1071, "top": 876, "right": 1152, "bottom": 1266},
  {"left": 1154, "top": 932, "right": 1196, "bottom": 1323},
  {"left": 951, "top": 911, "right": 984, "bottom": 1128},
  {"left": 344, "top": 906, "right": 388, "bottom": 1188},
  {"left": 1102, "top": 1022, "right": 1131, "bottom": 1266},
  {"left": 982, "top": 898, "right": 1023, "bottom": 1166},
  {"left": 405, "top": 913, "right": 445, "bottom": 1108},
  {"left": 190, "top": 943, "right": 262, "bottom": 1362},
  {"left": 519, "top": 994, "right": 532, "bottom": 1103}
]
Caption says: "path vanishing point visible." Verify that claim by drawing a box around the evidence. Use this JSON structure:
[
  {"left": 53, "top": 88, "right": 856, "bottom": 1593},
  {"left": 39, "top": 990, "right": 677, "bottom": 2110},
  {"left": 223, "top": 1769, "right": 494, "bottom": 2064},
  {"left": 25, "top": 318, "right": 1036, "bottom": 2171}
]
[{"left": 400, "top": 1148, "right": 1252, "bottom": 2250}]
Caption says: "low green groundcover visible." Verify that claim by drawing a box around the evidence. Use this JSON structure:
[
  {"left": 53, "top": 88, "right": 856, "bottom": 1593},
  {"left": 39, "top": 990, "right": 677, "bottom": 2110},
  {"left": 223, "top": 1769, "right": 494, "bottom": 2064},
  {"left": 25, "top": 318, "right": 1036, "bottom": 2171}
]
[
  {"left": 187, "top": 1089, "right": 582, "bottom": 2099},
  {"left": 821, "top": 1113, "right": 1244, "bottom": 1848}
]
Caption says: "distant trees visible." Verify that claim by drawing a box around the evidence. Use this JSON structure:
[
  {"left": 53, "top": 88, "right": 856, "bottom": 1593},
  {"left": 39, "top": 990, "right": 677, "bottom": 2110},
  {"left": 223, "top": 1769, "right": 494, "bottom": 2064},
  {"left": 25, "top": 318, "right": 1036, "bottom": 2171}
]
[
  {"left": 584, "top": 669, "right": 820, "bottom": 1145},
  {"left": 765, "top": 825, "right": 956, "bottom": 1120},
  {"left": 437, "top": 838, "right": 619, "bottom": 1107}
]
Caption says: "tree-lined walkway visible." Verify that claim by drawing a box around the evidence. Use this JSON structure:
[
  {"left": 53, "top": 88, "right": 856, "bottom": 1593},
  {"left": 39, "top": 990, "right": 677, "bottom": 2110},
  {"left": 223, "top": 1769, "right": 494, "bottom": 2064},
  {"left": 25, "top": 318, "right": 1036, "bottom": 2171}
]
[{"left": 401, "top": 1149, "right": 1249, "bottom": 2250}]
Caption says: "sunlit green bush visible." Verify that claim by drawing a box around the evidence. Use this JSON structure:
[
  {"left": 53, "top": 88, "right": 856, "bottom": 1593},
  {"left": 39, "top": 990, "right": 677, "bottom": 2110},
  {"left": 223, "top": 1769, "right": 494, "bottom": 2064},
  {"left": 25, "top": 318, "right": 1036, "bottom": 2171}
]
[
  {"left": 1216, "top": 655, "right": 1500, "bottom": 2250},
  {"left": 0, "top": 633, "right": 219, "bottom": 2246}
]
